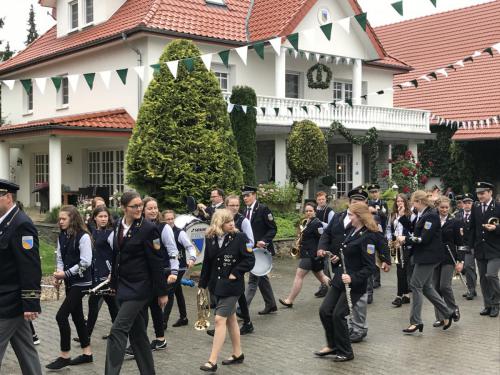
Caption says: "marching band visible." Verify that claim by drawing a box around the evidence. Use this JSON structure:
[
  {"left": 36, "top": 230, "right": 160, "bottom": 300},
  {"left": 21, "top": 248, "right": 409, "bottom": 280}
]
[{"left": 0, "top": 178, "right": 499, "bottom": 374}]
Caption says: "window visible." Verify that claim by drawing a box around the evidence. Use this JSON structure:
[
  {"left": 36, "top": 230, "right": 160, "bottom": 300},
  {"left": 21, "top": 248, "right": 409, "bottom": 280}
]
[
  {"left": 335, "top": 153, "right": 353, "bottom": 197},
  {"left": 69, "top": 0, "right": 79, "bottom": 30},
  {"left": 23, "top": 80, "right": 33, "bottom": 114},
  {"left": 84, "top": 0, "right": 94, "bottom": 24},
  {"left": 88, "top": 150, "right": 125, "bottom": 194},
  {"left": 333, "top": 81, "right": 352, "bottom": 102},
  {"left": 285, "top": 73, "right": 300, "bottom": 99},
  {"left": 214, "top": 71, "right": 228, "bottom": 92},
  {"left": 34, "top": 154, "right": 49, "bottom": 204},
  {"left": 57, "top": 76, "right": 69, "bottom": 108}
]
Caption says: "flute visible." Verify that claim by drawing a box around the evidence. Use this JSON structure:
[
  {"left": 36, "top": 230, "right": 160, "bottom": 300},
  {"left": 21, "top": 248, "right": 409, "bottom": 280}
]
[{"left": 339, "top": 248, "right": 354, "bottom": 320}]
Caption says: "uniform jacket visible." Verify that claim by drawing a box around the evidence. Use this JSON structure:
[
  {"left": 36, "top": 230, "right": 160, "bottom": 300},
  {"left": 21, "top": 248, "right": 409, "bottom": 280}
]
[
  {"left": 300, "top": 217, "right": 323, "bottom": 258},
  {"left": 330, "top": 228, "right": 377, "bottom": 294},
  {"left": 111, "top": 218, "right": 168, "bottom": 301},
  {"left": 199, "top": 232, "right": 255, "bottom": 297},
  {"left": 246, "top": 201, "right": 277, "bottom": 255},
  {"left": 58, "top": 230, "right": 93, "bottom": 287},
  {"left": 91, "top": 227, "right": 114, "bottom": 283},
  {"left": 402, "top": 207, "right": 444, "bottom": 265},
  {"left": 369, "top": 199, "right": 388, "bottom": 231},
  {"left": 316, "top": 206, "right": 333, "bottom": 225},
  {"left": 318, "top": 211, "right": 350, "bottom": 254},
  {"left": 198, "top": 203, "right": 225, "bottom": 222},
  {"left": 440, "top": 215, "right": 464, "bottom": 264},
  {"left": 468, "top": 200, "right": 500, "bottom": 260},
  {"left": 455, "top": 210, "right": 473, "bottom": 248},
  {"left": 0, "top": 206, "right": 41, "bottom": 318}
]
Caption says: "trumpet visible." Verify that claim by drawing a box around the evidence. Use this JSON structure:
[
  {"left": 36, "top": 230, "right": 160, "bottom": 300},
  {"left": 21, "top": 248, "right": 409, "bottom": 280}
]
[
  {"left": 290, "top": 219, "right": 308, "bottom": 258},
  {"left": 194, "top": 288, "right": 211, "bottom": 331},
  {"left": 487, "top": 217, "right": 499, "bottom": 225},
  {"left": 389, "top": 239, "right": 403, "bottom": 267}
]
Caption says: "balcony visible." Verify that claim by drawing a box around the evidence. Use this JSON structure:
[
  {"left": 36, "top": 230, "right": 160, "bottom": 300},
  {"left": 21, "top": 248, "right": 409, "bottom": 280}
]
[{"left": 223, "top": 93, "right": 430, "bottom": 135}]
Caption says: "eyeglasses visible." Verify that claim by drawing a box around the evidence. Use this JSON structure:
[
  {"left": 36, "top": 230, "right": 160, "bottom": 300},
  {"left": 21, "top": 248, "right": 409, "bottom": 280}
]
[
  {"left": 127, "top": 204, "right": 144, "bottom": 210},
  {"left": 227, "top": 204, "right": 240, "bottom": 207}
]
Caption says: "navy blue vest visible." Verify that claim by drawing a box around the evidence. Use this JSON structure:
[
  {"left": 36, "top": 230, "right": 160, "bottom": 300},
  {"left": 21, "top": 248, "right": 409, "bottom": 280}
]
[
  {"left": 91, "top": 227, "right": 114, "bottom": 283},
  {"left": 172, "top": 226, "right": 186, "bottom": 268},
  {"left": 59, "top": 230, "right": 92, "bottom": 286},
  {"left": 316, "top": 206, "right": 333, "bottom": 224}
]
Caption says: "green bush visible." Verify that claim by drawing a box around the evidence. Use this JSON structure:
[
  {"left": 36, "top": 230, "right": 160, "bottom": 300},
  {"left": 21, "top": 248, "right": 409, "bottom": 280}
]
[
  {"left": 126, "top": 39, "right": 243, "bottom": 210},
  {"left": 39, "top": 239, "right": 56, "bottom": 276},
  {"left": 230, "top": 86, "right": 257, "bottom": 185},
  {"left": 44, "top": 205, "right": 60, "bottom": 224},
  {"left": 257, "top": 183, "right": 299, "bottom": 213},
  {"left": 274, "top": 211, "right": 301, "bottom": 239}
]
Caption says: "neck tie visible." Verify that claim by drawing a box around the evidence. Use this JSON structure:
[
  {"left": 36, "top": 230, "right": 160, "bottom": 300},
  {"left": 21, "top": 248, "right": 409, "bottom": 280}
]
[
  {"left": 246, "top": 207, "right": 251, "bottom": 220},
  {"left": 482, "top": 203, "right": 487, "bottom": 214}
]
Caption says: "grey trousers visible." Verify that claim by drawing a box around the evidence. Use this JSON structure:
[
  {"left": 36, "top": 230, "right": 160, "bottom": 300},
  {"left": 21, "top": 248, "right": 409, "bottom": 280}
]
[
  {"left": 410, "top": 263, "right": 453, "bottom": 325},
  {"left": 463, "top": 251, "right": 477, "bottom": 293},
  {"left": 349, "top": 293, "right": 368, "bottom": 335},
  {"left": 476, "top": 258, "right": 500, "bottom": 307},
  {"left": 105, "top": 299, "right": 155, "bottom": 375},
  {"left": 433, "top": 263, "right": 458, "bottom": 320},
  {"left": 245, "top": 274, "right": 277, "bottom": 308},
  {"left": 0, "top": 316, "right": 42, "bottom": 375}
]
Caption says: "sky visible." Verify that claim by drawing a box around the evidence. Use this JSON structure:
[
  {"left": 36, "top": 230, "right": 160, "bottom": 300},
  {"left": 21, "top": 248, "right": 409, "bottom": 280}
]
[{"left": 0, "top": 0, "right": 495, "bottom": 53}]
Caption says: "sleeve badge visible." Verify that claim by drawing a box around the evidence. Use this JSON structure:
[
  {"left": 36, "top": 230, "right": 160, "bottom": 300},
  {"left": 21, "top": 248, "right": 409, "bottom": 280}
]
[
  {"left": 318, "top": 227, "right": 324, "bottom": 235},
  {"left": 22, "top": 236, "right": 34, "bottom": 250},
  {"left": 246, "top": 247, "right": 254, "bottom": 253},
  {"left": 153, "top": 238, "right": 161, "bottom": 251},
  {"left": 367, "top": 244, "right": 375, "bottom": 255},
  {"left": 424, "top": 221, "right": 432, "bottom": 230},
  {"left": 267, "top": 213, "right": 274, "bottom": 221}
]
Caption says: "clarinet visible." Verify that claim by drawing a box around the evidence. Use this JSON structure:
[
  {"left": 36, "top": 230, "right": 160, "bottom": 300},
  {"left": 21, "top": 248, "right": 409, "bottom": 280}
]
[{"left": 339, "top": 248, "right": 354, "bottom": 320}]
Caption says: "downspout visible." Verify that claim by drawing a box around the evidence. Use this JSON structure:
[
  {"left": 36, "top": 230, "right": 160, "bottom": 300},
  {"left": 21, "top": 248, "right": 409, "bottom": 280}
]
[
  {"left": 245, "top": 0, "right": 255, "bottom": 42},
  {"left": 121, "top": 32, "right": 143, "bottom": 113}
]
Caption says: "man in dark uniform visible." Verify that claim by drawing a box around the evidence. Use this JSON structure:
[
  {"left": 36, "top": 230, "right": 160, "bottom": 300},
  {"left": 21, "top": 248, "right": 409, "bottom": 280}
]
[
  {"left": 197, "top": 188, "right": 225, "bottom": 222},
  {"left": 455, "top": 193, "right": 477, "bottom": 300},
  {"left": 314, "top": 191, "right": 335, "bottom": 297},
  {"left": 468, "top": 182, "right": 500, "bottom": 317},
  {"left": 454, "top": 195, "right": 464, "bottom": 216},
  {"left": 242, "top": 186, "right": 278, "bottom": 315},
  {"left": 0, "top": 179, "right": 42, "bottom": 375},
  {"left": 368, "top": 183, "right": 388, "bottom": 289}
]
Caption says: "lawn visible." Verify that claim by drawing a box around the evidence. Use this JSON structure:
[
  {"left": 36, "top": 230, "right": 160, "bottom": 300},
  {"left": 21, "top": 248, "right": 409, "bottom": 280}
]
[{"left": 40, "top": 239, "right": 56, "bottom": 276}]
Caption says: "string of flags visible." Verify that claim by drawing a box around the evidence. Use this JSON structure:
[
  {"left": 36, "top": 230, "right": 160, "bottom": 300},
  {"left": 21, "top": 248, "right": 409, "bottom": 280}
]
[{"left": 430, "top": 114, "right": 500, "bottom": 130}]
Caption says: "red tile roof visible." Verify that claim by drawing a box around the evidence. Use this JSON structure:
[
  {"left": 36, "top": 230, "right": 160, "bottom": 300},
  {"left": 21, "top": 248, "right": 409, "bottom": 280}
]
[
  {"left": 0, "top": 109, "right": 135, "bottom": 135},
  {"left": 375, "top": 0, "right": 500, "bottom": 131},
  {"left": 452, "top": 123, "right": 500, "bottom": 141}
]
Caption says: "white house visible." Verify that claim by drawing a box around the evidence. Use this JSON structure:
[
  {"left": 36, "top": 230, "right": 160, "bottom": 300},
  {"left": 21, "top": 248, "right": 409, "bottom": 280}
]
[{"left": 0, "top": 0, "right": 432, "bottom": 210}]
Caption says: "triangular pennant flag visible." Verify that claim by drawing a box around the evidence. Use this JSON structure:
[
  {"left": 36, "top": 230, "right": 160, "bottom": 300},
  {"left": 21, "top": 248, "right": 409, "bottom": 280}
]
[
  {"left": 50, "top": 76, "right": 62, "bottom": 93},
  {"left": 410, "top": 79, "right": 418, "bottom": 88},
  {"left": 235, "top": 46, "right": 248, "bottom": 65},
  {"left": 83, "top": 73, "right": 96, "bottom": 90},
  {"left": 492, "top": 43, "right": 500, "bottom": 54},
  {"left": 241, "top": 105, "right": 247, "bottom": 114},
  {"left": 166, "top": 61, "right": 179, "bottom": 78},
  {"left": 396, "top": 84, "right": 403, "bottom": 90},
  {"left": 338, "top": 17, "right": 350, "bottom": 34},
  {"left": 429, "top": 0, "right": 437, "bottom": 7},
  {"left": 446, "top": 64, "right": 456, "bottom": 71},
  {"left": 315, "top": 53, "right": 320, "bottom": 62},
  {"left": 428, "top": 72, "right": 438, "bottom": 80},
  {"left": 304, "top": 52, "right": 310, "bottom": 60},
  {"left": 99, "top": 71, "right": 112, "bottom": 89},
  {"left": 361, "top": 94, "right": 368, "bottom": 101},
  {"left": 150, "top": 63, "right": 161, "bottom": 74},
  {"left": 315, "top": 104, "right": 321, "bottom": 112},
  {"left": 274, "top": 107, "right": 280, "bottom": 116},
  {"left": 201, "top": 54, "right": 213, "bottom": 70},
  {"left": 227, "top": 103, "right": 235, "bottom": 113},
  {"left": 483, "top": 47, "right": 494, "bottom": 57},
  {"left": 391, "top": 1, "right": 403, "bottom": 16},
  {"left": 133, "top": 66, "right": 145, "bottom": 81},
  {"left": 299, "top": 51, "right": 305, "bottom": 59},
  {"left": 301, "top": 106, "right": 308, "bottom": 114},
  {"left": 68, "top": 74, "right": 79, "bottom": 92},
  {"left": 20, "top": 79, "right": 32, "bottom": 94},
  {"left": 183, "top": 58, "right": 195, "bottom": 72},
  {"left": 2, "top": 80, "right": 15, "bottom": 90},
  {"left": 376, "top": 90, "right": 384, "bottom": 95},
  {"left": 401, "top": 81, "right": 413, "bottom": 87},
  {"left": 254, "top": 42, "right": 265, "bottom": 60},
  {"left": 116, "top": 68, "right": 128, "bottom": 85},
  {"left": 345, "top": 98, "right": 353, "bottom": 107},
  {"left": 320, "top": 23, "right": 333, "bottom": 40},
  {"left": 345, "top": 57, "right": 351, "bottom": 65},
  {"left": 35, "top": 77, "right": 47, "bottom": 94},
  {"left": 455, "top": 60, "right": 464, "bottom": 68},
  {"left": 354, "top": 13, "right": 367, "bottom": 31},
  {"left": 436, "top": 68, "right": 448, "bottom": 77},
  {"left": 463, "top": 56, "right": 473, "bottom": 63},
  {"left": 293, "top": 50, "right": 299, "bottom": 59},
  {"left": 472, "top": 51, "right": 482, "bottom": 58},
  {"left": 419, "top": 75, "right": 431, "bottom": 82},
  {"left": 260, "top": 107, "right": 266, "bottom": 116},
  {"left": 269, "top": 37, "right": 282, "bottom": 56},
  {"left": 288, "top": 107, "right": 294, "bottom": 115},
  {"left": 218, "top": 50, "right": 230, "bottom": 68},
  {"left": 335, "top": 56, "right": 341, "bottom": 64},
  {"left": 287, "top": 33, "right": 299, "bottom": 51}
]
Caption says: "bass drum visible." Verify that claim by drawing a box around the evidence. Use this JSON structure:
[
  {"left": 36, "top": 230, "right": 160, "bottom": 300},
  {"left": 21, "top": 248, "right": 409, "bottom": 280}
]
[
  {"left": 174, "top": 214, "right": 200, "bottom": 230},
  {"left": 250, "top": 248, "right": 273, "bottom": 276},
  {"left": 185, "top": 220, "right": 210, "bottom": 265}
]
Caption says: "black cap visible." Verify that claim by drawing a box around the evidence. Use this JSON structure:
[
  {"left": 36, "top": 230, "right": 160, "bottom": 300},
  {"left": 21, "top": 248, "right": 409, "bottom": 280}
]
[
  {"left": 455, "top": 194, "right": 463, "bottom": 201},
  {"left": 241, "top": 185, "right": 257, "bottom": 195},
  {"left": 348, "top": 187, "right": 368, "bottom": 201},
  {"left": 367, "top": 183, "right": 380, "bottom": 192},
  {"left": 475, "top": 181, "right": 494, "bottom": 193},
  {"left": 0, "top": 179, "right": 19, "bottom": 194},
  {"left": 462, "top": 193, "right": 474, "bottom": 202}
]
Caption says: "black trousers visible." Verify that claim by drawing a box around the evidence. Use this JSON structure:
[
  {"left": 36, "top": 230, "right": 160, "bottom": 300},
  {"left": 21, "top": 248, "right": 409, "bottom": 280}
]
[
  {"left": 163, "top": 271, "right": 187, "bottom": 326},
  {"left": 105, "top": 299, "right": 154, "bottom": 375},
  {"left": 238, "top": 293, "right": 251, "bottom": 324},
  {"left": 87, "top": 294, "right": 119, "bottom": 338},
  {"left": 319, "top": 286, "right": 362, "bottom": 357},
  {"left": 56, "top": 286, "right": 90, "bottom": 352}
]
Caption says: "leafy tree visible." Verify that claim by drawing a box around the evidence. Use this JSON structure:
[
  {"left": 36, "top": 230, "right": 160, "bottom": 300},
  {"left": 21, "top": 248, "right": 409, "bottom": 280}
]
[
  {"left": 287, "top": 120, "right": 328, "bottom": 202},
  {"left": 25, "top": 4, "right": 39, "bottom": 46},
  {"left": 126, "top": 40, "right": 244, "bottom": 209},
  {"left": 229, "top": 86, "right": 257, "bottom": 185},
  {"left": 1, "top": 42, "right": 14, "bottom": 61}
]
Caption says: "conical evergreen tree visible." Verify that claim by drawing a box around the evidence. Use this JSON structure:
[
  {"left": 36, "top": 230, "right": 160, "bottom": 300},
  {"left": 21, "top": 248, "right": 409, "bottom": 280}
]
[{"left": 25, "top": 5, "right": 39, "bottom": 46}]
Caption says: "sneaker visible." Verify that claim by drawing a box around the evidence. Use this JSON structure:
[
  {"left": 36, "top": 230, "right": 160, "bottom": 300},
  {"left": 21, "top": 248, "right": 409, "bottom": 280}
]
[
  {"left": 150, "top": 339, "right": 167, "bottom": 351},
  {"left": 125, "top": 346, "right": 135, "bottom": 359},
  {"left": 69, "top": 354, "right": 93, "bottom": 366},
  {"left": 32, "top": 335, "right": 40, "bottom": 345},
  {"left": 46, "top": 357, "right": 71, "bottom": 370}
]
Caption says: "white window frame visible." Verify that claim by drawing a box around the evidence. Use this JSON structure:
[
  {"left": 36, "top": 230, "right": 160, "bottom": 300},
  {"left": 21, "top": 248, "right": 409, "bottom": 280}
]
[
  {"left": 285, "top": 71, "right": 302, "bottom": 99},
  {"left": 87, "top": 149, "right": 125, "bottom": 194},
  {"left": 83, "top": 0, "right": 94, "bottom": 26},
  {"left": 56, "top": 75, "right": 69, "bottom": 109},
  {"left": 333, "top": 80, "right": 367, "bottom": 104},
  {"left": 212, "top": 64, "right": 230, "bottom": 92},
  {"left": 34, "top": 154, "right": 49, "bottom": 204},
  {"left": 68, "top": 0, "right": 79, "bottom": 32},
  {"left": 335, "top": 153, "right": 353, "bottom": 197},
  {"left": 22, "top": 80, "right": 33, "bottom": 115}
]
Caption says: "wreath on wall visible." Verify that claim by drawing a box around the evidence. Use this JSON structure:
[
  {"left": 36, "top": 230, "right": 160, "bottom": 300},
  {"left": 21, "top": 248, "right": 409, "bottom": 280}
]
[
  {"left": 328, "top": 121, "right": 380, "bottom": 183},
  {"left": 307, "top": 63, "right": 332, "bottom": 89}
]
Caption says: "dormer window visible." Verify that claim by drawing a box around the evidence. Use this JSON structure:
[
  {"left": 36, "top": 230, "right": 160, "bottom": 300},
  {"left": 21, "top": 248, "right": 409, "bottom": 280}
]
[
  {"left": 84, "top": 0, "right": 94, "bottom": 24},
  {"left": 69, "top": 0, "right": 79, "bottom": 30}
]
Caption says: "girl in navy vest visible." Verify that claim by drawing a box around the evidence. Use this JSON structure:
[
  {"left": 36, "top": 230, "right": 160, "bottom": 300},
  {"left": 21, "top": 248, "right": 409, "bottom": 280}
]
[
  {"left": 86, "top": 205, "right": 118, "bottom": 340},
  {"left": 143, "top": 197, "right": 179, "bottom": 351},
  {"left": 46, "top": 206, "right": 93, "bottom": 370},
  {"left": 162, "top": 210, "right": 197, "bottom": 328}
]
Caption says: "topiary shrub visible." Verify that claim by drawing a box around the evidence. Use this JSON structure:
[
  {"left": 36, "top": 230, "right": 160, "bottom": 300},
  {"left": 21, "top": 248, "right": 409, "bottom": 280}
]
[{"left": 126, "top": 40, "right": 244, "bottom": 209}]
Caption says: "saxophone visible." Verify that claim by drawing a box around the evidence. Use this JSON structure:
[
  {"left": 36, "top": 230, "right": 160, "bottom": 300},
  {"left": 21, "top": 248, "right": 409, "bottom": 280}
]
[
  {"left": 290, "top": 219, "right": 308, "bottom": 258},
  {"left": 194, "top": 288, "right": 211, "bottom": 330}
]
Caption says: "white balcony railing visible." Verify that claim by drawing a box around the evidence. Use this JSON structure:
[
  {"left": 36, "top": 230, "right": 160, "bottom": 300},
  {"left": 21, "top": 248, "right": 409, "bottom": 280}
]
[{"left": 223, "top": 93, "right": 430, "bottom": 134}]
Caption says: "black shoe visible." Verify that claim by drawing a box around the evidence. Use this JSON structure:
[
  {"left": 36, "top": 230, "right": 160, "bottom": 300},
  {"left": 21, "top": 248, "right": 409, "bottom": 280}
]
[
  {"left": 392, "top": 297, "right": 402, "bottom": 307},
  {"left": 480, "top": 307, "right": 492, "bottom": 316},
  {"left": 350, "top": 332, "right": 366, "bottom": 343},
  {"left": 73, "top": 337, "right": 80, "bottom": 343},
  {"left": 102, "top": 334, "right": 109, "bottom": 340},
  {"left": 206, "top": 329, "right": 215, "bottom": 337},
  {"left": 433, "top": 320, "right": 444, "bottom": 328},
  {"left": 489, "top": 306, "right": 499, "bottom": 318},
  {"left": 454, "top": 308, "right": 461, "bottom": 322},
  {"left": 333, "top": 353, "right": 354, "bottom": 362},
  {"left": 200, "top": 361, "right": 217, "bottom": 372},
  {"left": 222, "top": 353, "right": 244, "bottom": 365},
  {"left": 314, "top": 284, "right": 328, "bottom": 298},
  {"left": 172, "top": 317, "right": 189, "bottom": 327},
  {"left": 373, "top": 282, "right": 381, "bottom": 289},
  {"left": 463, "top": 291, "right": 476, "bottom": 300},
  {"left": 443, "top": 312, "right": 457, "bottom": 330},
  {"left": 367, "top": 294, "right": 373, "bottom": 304},
  {"left": 46, "top": 357, "right": 71, "bottom": 370},
  {"left": 150, "top": 339, "right": 167, "bottom": 351},
  {"left": 125, "top": 346, "right": 134, "bottom": 359},
  {"left": 258, "top": 305, "right": 277, "bottom": 315},
  {"left": 402, "top": 324, "right": 424, "bottom": 334},
  {"left": 314, "top": 348, "right": 337, "bottom": 357},
  {"left": 279, "top": 298, "right": 293, "bottom": 308},
  {"left": 401, "top": 296, "right": 411, "bottom": 304},
  {"left": 240, "top": 322, "right": 254, "bottom": 335},
  {"left": 32, "top": 334, "right": 40, "bottom": 345},
  {"left": 69, "top": 354, "right": 93, "bottom": 366}
]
